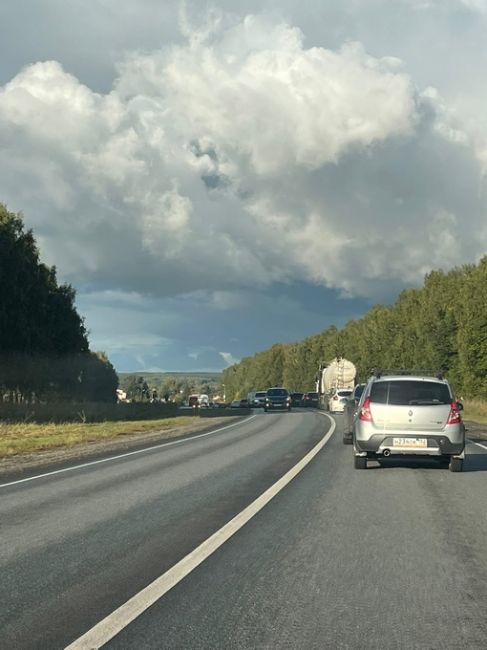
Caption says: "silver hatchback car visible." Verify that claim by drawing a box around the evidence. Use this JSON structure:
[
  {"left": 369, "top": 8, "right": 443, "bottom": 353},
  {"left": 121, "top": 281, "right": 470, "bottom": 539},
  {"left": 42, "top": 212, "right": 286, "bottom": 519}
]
[{"left": 353, "top": 372, "right": 465, "bottom": 472}]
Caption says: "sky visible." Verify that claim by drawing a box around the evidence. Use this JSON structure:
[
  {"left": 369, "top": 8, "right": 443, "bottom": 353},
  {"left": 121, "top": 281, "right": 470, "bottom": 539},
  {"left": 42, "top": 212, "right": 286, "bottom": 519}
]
[{"left": 1, "top": 0, "right": 487, "bottom": 372}]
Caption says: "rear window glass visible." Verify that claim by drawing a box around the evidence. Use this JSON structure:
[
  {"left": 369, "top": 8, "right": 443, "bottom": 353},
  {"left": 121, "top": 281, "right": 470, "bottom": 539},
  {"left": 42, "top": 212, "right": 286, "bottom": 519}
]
[
  {"left": 292, "top": 393, "right": 303, "bottom": 398},
  {"left": 307, "top": 392, "right": 318, "bottom": 398},
  {"left": 370, "top": 380, "right": 451, "bottom": 405},
  {"left": 255, "top": 392, "right": 267, "bottom": 398},
  {"left": 267, "top": 389, "right": 288, "bottom": 396},
  {"left": 337, "top": 390, "right": 352, "bottom": 397}
]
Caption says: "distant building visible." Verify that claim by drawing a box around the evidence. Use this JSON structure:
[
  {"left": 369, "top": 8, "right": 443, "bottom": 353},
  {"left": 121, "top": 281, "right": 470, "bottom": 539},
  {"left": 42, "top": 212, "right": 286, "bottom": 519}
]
[{"left": 116, "top": 388, "right": 128, "bottom": 402}]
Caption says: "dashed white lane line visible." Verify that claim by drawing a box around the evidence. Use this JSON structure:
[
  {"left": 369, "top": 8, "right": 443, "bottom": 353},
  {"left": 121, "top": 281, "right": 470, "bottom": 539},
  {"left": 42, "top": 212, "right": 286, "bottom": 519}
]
[
  {"left": 65, "top": 413, "right": 336, "bottom": 650},
  {"left": 0, "top": 415, "right": 258, "bottom": 490}
]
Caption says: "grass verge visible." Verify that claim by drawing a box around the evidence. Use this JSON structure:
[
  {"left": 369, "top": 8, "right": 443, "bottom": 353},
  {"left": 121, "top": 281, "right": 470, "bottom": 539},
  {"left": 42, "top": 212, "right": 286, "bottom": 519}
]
[
  {"left": 462, "top": 399, "right": 487, "bottom": 426},
  {"left": 0, "top": 417, "right": 198, "bottom": 459}
]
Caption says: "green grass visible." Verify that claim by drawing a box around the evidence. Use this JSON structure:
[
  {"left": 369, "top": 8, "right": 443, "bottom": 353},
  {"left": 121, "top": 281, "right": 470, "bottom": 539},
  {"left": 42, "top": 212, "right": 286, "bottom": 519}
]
[
  {"left": 462, "top": 399, "right": 487, "bottom": 425},
  {"left": 0, "top": 417, "right": 198, "bottom": 459}
]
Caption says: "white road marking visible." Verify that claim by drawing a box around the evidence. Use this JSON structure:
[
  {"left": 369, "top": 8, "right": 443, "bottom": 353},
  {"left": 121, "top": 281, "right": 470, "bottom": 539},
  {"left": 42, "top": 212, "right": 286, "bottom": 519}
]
[
  {"left": 468, "top": 438, "right": 487, "bottom": 452},
  {"left": 0, "top": 415, "right": 258, "bottom": 490},
  {"left": 65, "top": 413, "right": 336, "bottom": 650}
]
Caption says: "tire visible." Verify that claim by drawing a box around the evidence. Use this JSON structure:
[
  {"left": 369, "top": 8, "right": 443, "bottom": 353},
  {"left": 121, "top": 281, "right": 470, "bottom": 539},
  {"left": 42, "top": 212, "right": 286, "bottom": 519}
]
[
  {"left": 449, "top": 457, "right": 464, "bottom": 472},
  {"left": 354, "top": 455, "right": 367, "bottom": 470}
]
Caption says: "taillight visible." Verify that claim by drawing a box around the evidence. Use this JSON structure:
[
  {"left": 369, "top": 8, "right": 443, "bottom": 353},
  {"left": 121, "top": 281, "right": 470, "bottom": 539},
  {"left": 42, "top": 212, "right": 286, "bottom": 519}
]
[
  {"left": 359, "top": 398, "right": 373, "bottom": 422},
  {"left": 447, "top": 401, "right": 462, "bottom": 425}
]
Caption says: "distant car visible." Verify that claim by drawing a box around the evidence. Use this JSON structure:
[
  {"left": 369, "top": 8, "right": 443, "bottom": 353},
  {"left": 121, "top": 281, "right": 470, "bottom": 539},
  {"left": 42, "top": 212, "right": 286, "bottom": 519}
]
[
  {"left": 252, "top": 391, "right": 268, "bottom": 408},
  {"left": 230, "top": 399, "right": 249, "bottom": 408},
  {"left": 265, "top": 388, "right": 291, "bottom": 412},
  {"left": 303, "top": 392, "right": 319, "bottom": 408},
  {"left": 188, "top": 394, "right": 199, "bottom": 408},
  {"left": 328, "top": 389, "right": 353, "bottom": 413},
  {"left": 353, "top": 372, "right": 465, "bottom": 471},
  {"left": 290, "top": 392, "right": 304, "bottom": 407},
  {"left": 343, "top": 384, "right": 367, "bottom": 444}
]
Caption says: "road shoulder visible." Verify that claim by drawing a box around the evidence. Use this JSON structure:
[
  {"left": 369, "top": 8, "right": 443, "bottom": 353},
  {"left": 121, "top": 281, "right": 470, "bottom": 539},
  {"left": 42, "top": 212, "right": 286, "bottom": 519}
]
[{"left": 0, "top": 416, "right": 245, "bottom": 479}]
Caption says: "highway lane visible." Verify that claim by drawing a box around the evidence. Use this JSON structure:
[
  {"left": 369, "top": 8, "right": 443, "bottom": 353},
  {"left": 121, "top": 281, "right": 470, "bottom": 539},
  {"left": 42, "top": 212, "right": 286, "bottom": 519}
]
[
  {"left": 105, "top": 416, "right": 487, "bottom": 650},
  {"left": 0, "top": 409, "right": 330, "bottom": 649}
]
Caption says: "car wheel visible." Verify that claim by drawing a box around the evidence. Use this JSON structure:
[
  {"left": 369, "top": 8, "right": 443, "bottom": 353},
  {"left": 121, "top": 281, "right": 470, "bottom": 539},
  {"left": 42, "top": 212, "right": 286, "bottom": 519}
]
[
  {"left": 449, "top": 457, "right": 463, "bottom": 472},
  {"left": 354, "top": 455, "right": 367, "bottom": 470}
]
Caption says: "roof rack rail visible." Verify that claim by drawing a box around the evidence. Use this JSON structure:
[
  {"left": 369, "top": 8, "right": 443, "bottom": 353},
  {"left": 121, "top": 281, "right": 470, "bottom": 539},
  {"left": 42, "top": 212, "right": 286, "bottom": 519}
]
[{"left": 370, "top": 368, "right": 446, "bottom": 379}]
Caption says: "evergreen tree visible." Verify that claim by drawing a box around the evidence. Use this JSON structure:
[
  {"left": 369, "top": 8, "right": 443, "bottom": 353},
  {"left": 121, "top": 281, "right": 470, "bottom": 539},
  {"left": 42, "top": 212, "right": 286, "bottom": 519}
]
[{"left": 0, "top": 205, "right": 117, "bottom": 402}]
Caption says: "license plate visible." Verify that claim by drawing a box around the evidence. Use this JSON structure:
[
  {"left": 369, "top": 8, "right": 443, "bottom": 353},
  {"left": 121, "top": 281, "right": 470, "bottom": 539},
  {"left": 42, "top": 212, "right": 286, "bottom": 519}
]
[{"left": 393, "top": 438, "right": 427, "bottom": 448}]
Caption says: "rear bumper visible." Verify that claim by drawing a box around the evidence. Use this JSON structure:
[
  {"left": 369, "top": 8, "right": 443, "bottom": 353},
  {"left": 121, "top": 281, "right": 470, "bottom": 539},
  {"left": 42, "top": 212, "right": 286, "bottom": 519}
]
[{"left": 354, "top": 433, "right": 465, "bottom": 456}]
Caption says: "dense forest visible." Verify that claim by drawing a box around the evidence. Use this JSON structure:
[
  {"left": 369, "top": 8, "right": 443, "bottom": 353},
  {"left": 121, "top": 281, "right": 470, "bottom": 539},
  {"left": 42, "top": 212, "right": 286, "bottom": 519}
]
[
  {"left": 0, "top": 205, "right": 118, "bottom": 402},
  {"left": 222, "top": 260, "right": 487, "bottom": 400}
]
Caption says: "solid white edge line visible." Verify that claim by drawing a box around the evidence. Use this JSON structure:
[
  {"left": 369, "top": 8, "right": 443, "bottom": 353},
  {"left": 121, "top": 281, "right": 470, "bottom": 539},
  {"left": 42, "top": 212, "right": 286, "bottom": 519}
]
[
  {"left": 467, "top": 437, "right": 487, "bottom": 452},
  {"left": 0, "top": 415, "right": 258, "bottom": 490},
  {"left": 65, "top": 413, "right": 336, "bottom": 650}
]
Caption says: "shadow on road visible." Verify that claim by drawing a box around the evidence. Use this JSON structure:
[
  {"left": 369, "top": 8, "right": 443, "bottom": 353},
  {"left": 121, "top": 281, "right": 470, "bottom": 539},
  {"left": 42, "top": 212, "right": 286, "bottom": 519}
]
[
  {"left": 368, "top": 451, "right": 487, "bottom": 472},
  {"left": 465, "top": 452, "right": 487, "bottom": 472}
]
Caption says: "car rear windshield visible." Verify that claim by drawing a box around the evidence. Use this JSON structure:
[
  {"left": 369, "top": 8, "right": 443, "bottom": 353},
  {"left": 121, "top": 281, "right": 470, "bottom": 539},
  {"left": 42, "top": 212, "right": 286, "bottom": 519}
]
[
  {"left": 307, "top": 392, "right": 318, "bottom": 398},
  {"left": 337, "top": 390, "right": 352, "bottom": 397},
  {"left": 292, "top": 393, "right": 303, "bottom": 398},
  {"left": 267, "top": 389, "right": 288, "bottom": 396},
  {"left": 370, "top": 380, "right": 451, "bottom": 406},
  {"left": 255, "top": 392, "right": 267, "bottom": 397}
]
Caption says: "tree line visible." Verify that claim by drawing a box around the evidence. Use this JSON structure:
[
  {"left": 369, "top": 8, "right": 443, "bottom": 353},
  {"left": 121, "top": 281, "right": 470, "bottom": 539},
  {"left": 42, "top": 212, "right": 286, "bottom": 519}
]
[
  {"left": 0, "top": 204, "right": 118, "bottom": 402},
  {"left": 222, "top": 260, "right": 487, "bottom": 400},
  {"left": 119, "top": 373, "right": 221, "bottom": 402}
]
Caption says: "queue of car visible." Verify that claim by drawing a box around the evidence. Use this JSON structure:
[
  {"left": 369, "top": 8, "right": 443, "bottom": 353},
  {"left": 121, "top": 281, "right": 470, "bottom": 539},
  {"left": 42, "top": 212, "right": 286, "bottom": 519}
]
[
  {"left": 232, "top": 368, "right": 466, "bottom": 473},
  {"left": 238, "top": 388, "right": 322, "bottom": 412}
]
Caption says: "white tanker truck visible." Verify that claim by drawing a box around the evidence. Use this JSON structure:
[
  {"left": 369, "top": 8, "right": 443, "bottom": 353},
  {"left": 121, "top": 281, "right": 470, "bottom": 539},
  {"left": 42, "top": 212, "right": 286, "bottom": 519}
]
[{"left": 315, "top": 357, "right": 357, "bottom": 410}]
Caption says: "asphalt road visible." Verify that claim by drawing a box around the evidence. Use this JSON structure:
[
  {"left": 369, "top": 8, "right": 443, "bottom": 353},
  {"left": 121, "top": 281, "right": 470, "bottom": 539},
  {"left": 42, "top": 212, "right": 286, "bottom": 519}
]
[
  {"left": 0, "top": 410, "right": 328, "bottom": 649},
  {"left": 2, "top": 411, "right": 487, "bottom": 649}
]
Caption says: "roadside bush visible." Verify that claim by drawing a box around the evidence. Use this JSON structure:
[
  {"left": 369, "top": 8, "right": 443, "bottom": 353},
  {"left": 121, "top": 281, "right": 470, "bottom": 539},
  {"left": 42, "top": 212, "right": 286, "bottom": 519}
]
[{"left": 0, "top": 401, "right": 185, "bottom": 424}]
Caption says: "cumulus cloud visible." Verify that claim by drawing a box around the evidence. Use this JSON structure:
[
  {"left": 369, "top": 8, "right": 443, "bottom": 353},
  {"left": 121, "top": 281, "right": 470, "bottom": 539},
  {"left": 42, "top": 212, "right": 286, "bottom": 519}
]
[{"left": 0, "top": 8, "right": 486, "bottom": 314}]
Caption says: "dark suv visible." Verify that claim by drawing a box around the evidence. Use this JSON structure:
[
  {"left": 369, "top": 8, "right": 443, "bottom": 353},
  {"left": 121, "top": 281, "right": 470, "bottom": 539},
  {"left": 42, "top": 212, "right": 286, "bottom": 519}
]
[
  {"left": 343, "top": 383, "right": 366, "bottom": 444},
  {"left": 290, "top": 392, "right": 304, "bottom": 407},
  {"left": 265, "top": 388, "right": 291, "bottom": 412},
  {"left": 303, "top": 392, "right": 319, "bottom": 408}
]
